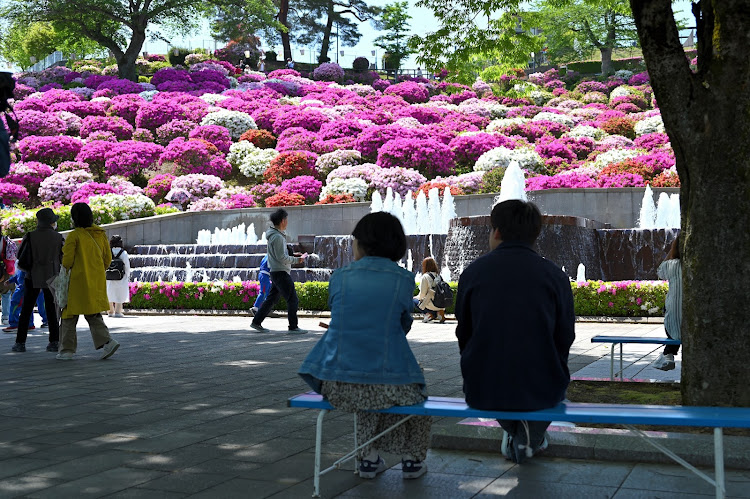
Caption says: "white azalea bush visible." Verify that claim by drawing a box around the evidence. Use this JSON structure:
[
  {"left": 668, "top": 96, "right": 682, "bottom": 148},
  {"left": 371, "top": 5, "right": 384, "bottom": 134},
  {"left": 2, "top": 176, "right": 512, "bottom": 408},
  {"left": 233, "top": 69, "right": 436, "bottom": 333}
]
[
  {"left": 486, "top": 117, "right": 530, "bottom": 132},
  {"left": 568, "top": 125, "right": 607, "bottom": 140},
  {"left": 634, "top": 115, "right": 666, "bottom": 136},
  {"left": 201, "top": 110, "right": 257, "bottom": 140},
  {"left": 533, "top": 111, "right": 575, "bottom": 127},
  {"left": 592, "top": 148, "right": 642, "bottom": 170},
  {"left": 88, "top": 194, "right": 156, "bottom": 220},
  {"left": 474, "top": 146, "right": 544, "bottom": 172},
  {"left": 319, "top": 177, "right": 368, "bottom": 202},
  {"left": 316, "top": 149, "right": 362, "bottom": 178},
  {"left": 227, "top": 142, "right": 279, "bottom": 178}
]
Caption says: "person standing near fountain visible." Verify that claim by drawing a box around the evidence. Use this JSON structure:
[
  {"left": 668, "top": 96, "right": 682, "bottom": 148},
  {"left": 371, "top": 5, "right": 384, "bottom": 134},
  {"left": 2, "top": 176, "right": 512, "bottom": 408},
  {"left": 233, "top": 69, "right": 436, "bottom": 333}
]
[
  {"left": 250, "top": 209, "right": 307, "bottom": 334},
  {"left": 106, "top": 235, "right": 131, "bottom": 318},
  {"left": 299, "top": 212, "right": 431, "bottom": 479},
  {"left": 413, "top": 257, "right": 446, "bottom": 323},
  {"left": 653, "top": 236, "right": 682, "bottom": 371},
  {"left": 455, "top": 200, "right": 575, "bottom": 464}
]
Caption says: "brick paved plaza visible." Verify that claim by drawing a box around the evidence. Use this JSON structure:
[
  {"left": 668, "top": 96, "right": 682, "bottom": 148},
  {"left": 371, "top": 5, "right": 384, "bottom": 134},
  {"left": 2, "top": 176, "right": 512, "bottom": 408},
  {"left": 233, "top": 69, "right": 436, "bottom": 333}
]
[{"left": 1, "top": 315, "right": 747, "bottom": 498}]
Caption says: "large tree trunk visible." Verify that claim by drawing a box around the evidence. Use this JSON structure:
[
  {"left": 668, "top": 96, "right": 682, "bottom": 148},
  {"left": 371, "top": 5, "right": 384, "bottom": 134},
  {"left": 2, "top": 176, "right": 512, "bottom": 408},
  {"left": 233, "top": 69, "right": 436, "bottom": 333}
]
[
  {"left": 278, "top": 0, "right": 292, "bottom": 61},
  {"left": 319, "top": 1, "right": 335, "bottom": 63},
  {"left": 599, "top": 47, "right": 613, "bottom": 75},
  {"left": 116, "top": 27, "right": 146, "bottom": 81},
  {"left": 631, "top": 0, "right": 750, "bottom": 407}
]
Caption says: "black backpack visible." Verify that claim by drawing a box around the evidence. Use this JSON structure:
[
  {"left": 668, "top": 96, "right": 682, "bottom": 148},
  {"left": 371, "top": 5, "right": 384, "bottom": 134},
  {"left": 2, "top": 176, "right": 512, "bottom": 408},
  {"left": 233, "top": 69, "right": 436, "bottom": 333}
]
[
  {"left": 430, "top": 272, "right": 453, "bottom": 309},
  {"left": 106, "top": 248, "right": 126, "bottom": 280}
]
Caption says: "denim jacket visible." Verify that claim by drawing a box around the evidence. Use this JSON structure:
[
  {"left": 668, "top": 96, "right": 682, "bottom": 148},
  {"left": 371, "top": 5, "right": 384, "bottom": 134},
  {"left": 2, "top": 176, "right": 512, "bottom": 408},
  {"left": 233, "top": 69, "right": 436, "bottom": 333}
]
[{"left": 299, "top": 256, "right": 425, "bottom": 392}]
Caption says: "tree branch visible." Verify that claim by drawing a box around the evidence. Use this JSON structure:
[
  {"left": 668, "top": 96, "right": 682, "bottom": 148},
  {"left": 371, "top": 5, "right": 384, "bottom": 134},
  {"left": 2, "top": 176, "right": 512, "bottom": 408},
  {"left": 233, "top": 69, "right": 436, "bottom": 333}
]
[
  {"left": 630, "top": 0, "right": 697, "bottom": 123},
  {"left": 581, "top": 19, "right": 603, "bottom": 49}
]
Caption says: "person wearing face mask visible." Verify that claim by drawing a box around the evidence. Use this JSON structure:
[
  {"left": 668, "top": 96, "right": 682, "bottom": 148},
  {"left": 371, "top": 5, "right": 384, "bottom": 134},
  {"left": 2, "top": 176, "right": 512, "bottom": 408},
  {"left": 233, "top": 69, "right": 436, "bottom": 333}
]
[{"left": 11, "top": 208, "right": 63, "bottom": 353}]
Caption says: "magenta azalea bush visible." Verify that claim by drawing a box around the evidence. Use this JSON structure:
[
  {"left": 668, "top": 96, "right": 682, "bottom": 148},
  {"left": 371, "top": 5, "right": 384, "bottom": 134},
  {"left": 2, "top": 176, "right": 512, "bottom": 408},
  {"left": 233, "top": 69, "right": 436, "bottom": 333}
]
[
  {"left": 16, "top": 135, "right": 83, "bottom": 166},
  {"left": 104, "top": 141, "right": 165, "bottom": 178},
  {"left": 70, "top": 182, "right": 118, "bottom": 203},
  {"left": 159, "top": 138, "right": 232, "bottom": 178},
  {"left": 377, "top": 138, "right": 455, "bottom": 178}
]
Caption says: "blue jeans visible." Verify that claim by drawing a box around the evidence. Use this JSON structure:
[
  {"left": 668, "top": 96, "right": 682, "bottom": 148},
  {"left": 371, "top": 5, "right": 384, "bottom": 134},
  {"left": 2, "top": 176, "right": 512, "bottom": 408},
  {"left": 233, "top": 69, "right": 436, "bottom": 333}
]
[
  {"left": 1, "top": 291, "right": 10, "bottom": 321},
  {"left": 9, "top": 280, "right": 47, "bottom": 327},
  {"left": 413, "top": 297, "right": 435, "bottom": 316}
]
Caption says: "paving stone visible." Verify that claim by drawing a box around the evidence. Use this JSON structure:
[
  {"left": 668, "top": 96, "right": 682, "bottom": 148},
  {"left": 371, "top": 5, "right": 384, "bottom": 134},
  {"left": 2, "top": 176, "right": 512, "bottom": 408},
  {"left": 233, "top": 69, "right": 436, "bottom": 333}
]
[{"left": 0, "top": 317, "right": 742, "bottom": 498}]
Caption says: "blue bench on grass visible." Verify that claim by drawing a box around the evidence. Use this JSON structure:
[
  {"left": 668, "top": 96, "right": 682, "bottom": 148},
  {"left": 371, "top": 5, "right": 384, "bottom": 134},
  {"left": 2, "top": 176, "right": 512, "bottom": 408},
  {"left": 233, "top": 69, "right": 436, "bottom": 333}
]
[
  {"left": 591, "top": 335, "right": 681, "bottom": 380},
  {"left": 289, "top": 391, "right": 750, "bottom": 498}
]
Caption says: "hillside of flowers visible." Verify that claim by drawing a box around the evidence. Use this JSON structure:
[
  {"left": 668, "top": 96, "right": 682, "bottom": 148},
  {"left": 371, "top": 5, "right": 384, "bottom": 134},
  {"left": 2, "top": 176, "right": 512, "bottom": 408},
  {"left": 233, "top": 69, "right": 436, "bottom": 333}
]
[{"left": 0, "top": 58, "right": 680, "bottom": 237}]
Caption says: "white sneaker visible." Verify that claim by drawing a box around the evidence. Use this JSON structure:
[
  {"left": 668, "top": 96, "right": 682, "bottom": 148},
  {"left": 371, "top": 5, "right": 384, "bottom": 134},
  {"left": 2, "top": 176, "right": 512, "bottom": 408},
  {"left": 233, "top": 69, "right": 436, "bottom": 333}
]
[
  {"left": 100, "top": 339, "right": 120, "bottom": 360},
  {"left": 112, "top": 313, "right": 125, "bottom": 318},
  {"left": 56, "top": 352, "right": 74, "bottom": 360},
  {"left": 653, "top": 353, "right": 675, "bottom": 371},
  {"left": 500, "top": 429, "right": 510, "bottom": 459}
]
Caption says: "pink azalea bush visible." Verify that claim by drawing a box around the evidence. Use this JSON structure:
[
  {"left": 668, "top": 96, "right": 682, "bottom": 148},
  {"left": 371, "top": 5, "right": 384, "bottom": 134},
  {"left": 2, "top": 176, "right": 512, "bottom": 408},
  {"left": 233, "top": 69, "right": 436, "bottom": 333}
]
[
  {"left": 70, "top": 182, "right": 118, "bottom": 203},
  {"left": 377, "top": 138, "right": 455, "bottom": 178}
]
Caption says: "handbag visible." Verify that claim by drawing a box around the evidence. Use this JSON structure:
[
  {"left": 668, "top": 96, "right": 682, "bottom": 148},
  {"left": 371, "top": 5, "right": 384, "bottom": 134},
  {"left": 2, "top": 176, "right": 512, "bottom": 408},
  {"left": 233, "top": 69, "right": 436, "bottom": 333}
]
[
  {"left": 47, "top": 266, "right": 70, "bottom": 309},
  {"left": 16, "top": 234, "right": 32, "bottom": 272}
]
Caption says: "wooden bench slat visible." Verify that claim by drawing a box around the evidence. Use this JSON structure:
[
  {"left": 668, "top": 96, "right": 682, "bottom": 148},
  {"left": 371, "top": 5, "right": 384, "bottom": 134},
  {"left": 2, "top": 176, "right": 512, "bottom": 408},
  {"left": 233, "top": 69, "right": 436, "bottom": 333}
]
[{"left": 288, "top": 393, "right": 750, "bottom": 428}]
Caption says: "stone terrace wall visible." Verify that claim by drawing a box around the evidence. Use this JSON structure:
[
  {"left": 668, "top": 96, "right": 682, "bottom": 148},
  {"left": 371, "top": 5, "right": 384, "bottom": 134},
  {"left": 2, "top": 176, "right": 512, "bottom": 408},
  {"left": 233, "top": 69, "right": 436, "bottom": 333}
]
[{"left": 99, "top": 187, "right": 679, "bottom": 246}]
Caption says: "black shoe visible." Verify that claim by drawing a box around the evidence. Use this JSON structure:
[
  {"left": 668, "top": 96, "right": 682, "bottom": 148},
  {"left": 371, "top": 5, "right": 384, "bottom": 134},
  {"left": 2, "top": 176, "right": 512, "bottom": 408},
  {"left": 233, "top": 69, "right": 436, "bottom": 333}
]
[
  {"left": 250, "top": 322, "right": 270, "bottom": 333},
  {"left": 11, "top": 342, "right": 26, "bottom": 352},
  {"left": 46, "top": 341, "right": 59, "bottom": 352}
]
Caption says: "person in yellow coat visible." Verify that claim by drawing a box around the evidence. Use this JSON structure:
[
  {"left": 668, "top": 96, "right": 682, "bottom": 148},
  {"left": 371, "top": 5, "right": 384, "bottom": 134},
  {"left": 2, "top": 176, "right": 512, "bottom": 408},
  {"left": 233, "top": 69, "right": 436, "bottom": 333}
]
[{"left": 57, "top": 203, "right": 120, "bottom": 360}]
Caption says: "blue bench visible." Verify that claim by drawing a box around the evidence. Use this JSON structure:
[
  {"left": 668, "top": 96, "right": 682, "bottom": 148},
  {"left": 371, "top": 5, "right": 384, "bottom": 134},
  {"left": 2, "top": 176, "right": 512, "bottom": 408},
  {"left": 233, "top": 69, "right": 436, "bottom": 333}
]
[
  {"left": 591, "top": 335, "right": 681, "bottom": 380},
  {"left": 289, "top": 392, "right": 750, "bottom": 498}
]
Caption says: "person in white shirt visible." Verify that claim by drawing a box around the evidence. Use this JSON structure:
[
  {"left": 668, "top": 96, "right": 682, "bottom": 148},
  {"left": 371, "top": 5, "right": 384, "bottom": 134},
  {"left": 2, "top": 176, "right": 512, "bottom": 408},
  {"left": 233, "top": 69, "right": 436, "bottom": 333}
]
[{"left": 106, "top": 235, "right": 131, "bottom": 318}]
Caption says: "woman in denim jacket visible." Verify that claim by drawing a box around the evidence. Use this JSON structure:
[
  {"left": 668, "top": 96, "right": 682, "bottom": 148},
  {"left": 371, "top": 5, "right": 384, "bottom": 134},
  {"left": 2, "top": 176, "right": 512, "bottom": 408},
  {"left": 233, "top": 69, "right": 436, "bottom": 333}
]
[{"left": 299, "top": 212, "right": 431, "bottom": 480}]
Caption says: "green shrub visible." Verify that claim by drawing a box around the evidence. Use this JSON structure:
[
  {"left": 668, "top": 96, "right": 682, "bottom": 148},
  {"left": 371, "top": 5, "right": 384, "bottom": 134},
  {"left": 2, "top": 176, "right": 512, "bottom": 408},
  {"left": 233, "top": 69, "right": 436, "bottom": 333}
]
[
  {"left": 168, "top": 48, "right": 191, "bottom": 67},
  {"left": 479, "top": 166, "right": 507, "bottom": 194},
  {"left": 572, "top": 280, "right": 667, "bottom": 317}
]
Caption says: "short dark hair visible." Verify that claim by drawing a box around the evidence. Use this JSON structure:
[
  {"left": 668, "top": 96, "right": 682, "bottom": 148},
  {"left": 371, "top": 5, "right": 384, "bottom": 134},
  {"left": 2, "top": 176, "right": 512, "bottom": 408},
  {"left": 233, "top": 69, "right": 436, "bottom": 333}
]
[
  {"left": 110, "top": 235, "right": 123, "bottom": 248},
  {"left": 490, "top": 200, "right": 542, "bottom": 245},
  {"left": 71, "top": 202, "right": 94, "bottom": 228},
  {"left": 352, "top": 212, "right": 406, "bottom": 262},
  {"left": 270, "top": 208, "right": 288, "bottom": 226}
]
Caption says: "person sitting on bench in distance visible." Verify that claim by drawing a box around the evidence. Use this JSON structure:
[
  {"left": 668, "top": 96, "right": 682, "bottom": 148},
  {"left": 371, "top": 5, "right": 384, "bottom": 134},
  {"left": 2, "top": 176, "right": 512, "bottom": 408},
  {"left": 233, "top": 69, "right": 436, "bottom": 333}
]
[
  {"left": 455, "top": 200, "right": 575, "bottom": 464},
  {"left": 653, "top": 235, "right": 682, "bottom": 371},
  {"left": 299, "top": 212, "right": 431, "bottom": 480}
]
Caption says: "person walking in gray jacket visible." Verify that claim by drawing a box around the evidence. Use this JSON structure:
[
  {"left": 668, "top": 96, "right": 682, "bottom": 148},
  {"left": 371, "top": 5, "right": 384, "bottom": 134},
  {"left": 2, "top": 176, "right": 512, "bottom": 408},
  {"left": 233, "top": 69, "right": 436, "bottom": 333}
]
[{"left": 250, "top": 209, "right": 307, "bottom": 334}]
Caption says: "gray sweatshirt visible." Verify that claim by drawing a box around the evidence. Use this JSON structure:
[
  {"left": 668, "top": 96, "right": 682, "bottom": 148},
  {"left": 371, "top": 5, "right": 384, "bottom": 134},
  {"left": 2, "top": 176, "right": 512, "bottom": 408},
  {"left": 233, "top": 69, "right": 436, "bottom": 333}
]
[{"left": 266, "top": 226, "right": 297, "bottom": 273}]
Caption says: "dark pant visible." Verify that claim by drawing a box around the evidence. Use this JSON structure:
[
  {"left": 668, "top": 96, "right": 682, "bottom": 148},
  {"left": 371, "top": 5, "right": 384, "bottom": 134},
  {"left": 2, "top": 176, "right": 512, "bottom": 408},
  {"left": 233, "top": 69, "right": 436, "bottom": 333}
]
[
  {"left": 253, "top": 271, "right": 298, "bottom": 329},
  {"left": 16, "top": 282, "right": 58, "bottom": 344},
  {"left": 663, "top": 327, "right": 680, "bottom": 355},
  {"left": 498, "top": 419, "right": 550, "bottom": 450}
]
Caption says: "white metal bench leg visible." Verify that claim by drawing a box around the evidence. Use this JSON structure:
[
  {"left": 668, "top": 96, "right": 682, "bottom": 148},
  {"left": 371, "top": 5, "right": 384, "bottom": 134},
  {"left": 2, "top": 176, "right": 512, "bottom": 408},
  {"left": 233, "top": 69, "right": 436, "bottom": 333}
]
[
  {"left": 610, "top": 343, "right": 616, "bottom": 380},
  {"left": 619, "top": 343, "right": 623, "bottom": 381},
  {"left": 313, "top": 409, "right": 328, "bottom": 498},
  {"left": 353, "top": 414, "right": 359, "bottom": 474},
  {"left": 714, "top": 428, "right": 725, "bottom": 499},
  {"left": 624, "top": 424, "right": 724, "bottom": 497}
]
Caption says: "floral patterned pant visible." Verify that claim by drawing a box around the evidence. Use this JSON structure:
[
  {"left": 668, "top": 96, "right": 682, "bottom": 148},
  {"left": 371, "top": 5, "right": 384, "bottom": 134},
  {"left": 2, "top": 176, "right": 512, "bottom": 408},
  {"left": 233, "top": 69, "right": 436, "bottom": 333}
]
[{"left": 321, "top": 380, "right": 432, "bottom": 461}]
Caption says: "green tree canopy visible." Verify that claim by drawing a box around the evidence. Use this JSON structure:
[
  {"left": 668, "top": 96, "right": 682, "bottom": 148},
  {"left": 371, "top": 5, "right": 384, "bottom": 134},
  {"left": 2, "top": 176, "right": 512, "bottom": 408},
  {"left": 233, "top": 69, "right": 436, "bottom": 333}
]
[
  {"left": 0, "top": 20, "right": 103, "bottom": 70},
  {"left": 529, "top": 0, "right": 638, "bottom": 74},
  {"left": 409, "top": 1, "right": 543, "bottom": 80},
  {"left": 1, "top": 0, "right": 273, "bottom": 80},
  {"left": 373, "top": 1, "right": 413, "bottom": 71}
]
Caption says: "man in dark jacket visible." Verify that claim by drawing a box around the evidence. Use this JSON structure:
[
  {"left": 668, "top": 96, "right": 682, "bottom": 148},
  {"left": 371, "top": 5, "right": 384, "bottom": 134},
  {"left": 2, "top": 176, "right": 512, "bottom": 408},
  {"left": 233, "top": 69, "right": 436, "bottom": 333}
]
[
  {"left": 455, "top": 200, "right": 575, "bottom": 464},
  {"left": 12, "top": 208, "right": 63, "bottom": 353}
]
